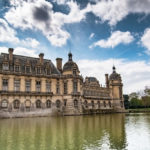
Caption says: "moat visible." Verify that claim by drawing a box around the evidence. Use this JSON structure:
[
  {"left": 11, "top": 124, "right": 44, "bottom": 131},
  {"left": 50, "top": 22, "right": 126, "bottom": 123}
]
[{"left": 0, "top": 113, "right": 150, "bottom": 150}]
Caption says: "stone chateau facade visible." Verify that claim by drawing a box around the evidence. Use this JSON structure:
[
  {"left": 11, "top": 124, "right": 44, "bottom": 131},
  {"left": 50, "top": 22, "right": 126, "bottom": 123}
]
[{"left": 0, "top": 48, "right": 124, "bottom": 118}]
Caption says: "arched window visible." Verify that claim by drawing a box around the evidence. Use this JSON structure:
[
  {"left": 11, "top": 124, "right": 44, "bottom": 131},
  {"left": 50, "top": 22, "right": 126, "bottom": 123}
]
[
  {"left": 84, "top": 100, "right": 88, "bottom": 108},
  {"left": 104, "top": 101, "right": 106, "bottom": 107},
  {"left": 109, "top": 101, "right": 111, "bottom": 108},
  {"left": 25, "top": 100, "right": 31, "bottom": 108},
  {"left": 97, "top": 101, "right": 100, "bottom": 108},
  {"left": 36, "top": 100, "right": 41, "bottom": 108},
  {"left": 1, "top": 100, "right": 8, "bottom": 108},
  {"left": 74, "top": 99, "right": 78, "bottom": 108},
  {"left": 13, "top": 100, "right": 20, "bottom": 109},
  {"left": 46, "top": 100, "right": 51, "bottom": 108},
  {"left": 56, "top": 100, "right": 61, "bottom": 108},
  {"left": 91, "top": 101, "right": 94, "bottom": 108}
]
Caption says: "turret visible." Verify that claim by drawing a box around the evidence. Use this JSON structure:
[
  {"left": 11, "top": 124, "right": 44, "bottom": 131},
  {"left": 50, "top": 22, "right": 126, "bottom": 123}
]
[{"left": 109, "top": 66, "right": 124, "bottom": 109}]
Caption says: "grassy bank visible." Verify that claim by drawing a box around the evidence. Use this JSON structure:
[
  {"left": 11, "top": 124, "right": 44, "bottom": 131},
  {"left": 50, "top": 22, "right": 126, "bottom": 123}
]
[{"left": 129, "top": 108, "right": 150, "bottom": 113}]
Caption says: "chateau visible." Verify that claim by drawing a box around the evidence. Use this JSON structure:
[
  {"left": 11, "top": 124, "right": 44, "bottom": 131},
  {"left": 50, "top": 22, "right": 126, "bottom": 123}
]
[{"left": 0, "top": 48, "right": 124, "bottom": 118}]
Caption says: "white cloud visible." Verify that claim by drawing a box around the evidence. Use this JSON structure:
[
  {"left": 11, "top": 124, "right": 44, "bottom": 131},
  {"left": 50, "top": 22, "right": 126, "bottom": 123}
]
[
  {"left": 0, "top": 19, "right": 19, "bottom": 43},
  {"left": 77, "top": 59, "right": 150, "bottom": 94},
  {"left": 0, "top": 18, "right": 40, "bottom": 48},
  {"left": 5, "top": 0, "right": 90, "bottom": 47},
  {"left": 0, "top": 46, "right": 38, "bottom": 57},
  {"left": 90, "top": 31, "right": 134, "bottom": 48},
  {"left": 89, "top": 33, "right": 95, "bottom": 39},
  {"left": 141, "top": 28, "right": 150, "bottom": 54},
  {"left": 22, "top": 38, "right": 40, "bottom": 48},
  {"left": 88, "top": 0, "right": 150, "bottom": 26}
]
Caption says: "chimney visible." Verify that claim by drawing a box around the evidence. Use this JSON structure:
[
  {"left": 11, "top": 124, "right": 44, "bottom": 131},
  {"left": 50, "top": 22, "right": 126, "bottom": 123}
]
[
  {"left": 39, "top": 53, "right": 44, "bottom": 64},
  {"left": 8, "top": 48, "right": 14, "bottom": 61},
  {"left": 56, "top": 58, "right": 62, "bottom": 72},
  {"left": 105, "top": 74, "right": 109, "bottom": 88}
]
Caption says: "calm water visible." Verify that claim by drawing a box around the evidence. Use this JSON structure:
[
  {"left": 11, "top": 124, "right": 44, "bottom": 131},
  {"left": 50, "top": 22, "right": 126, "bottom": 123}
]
[{"left": 0, "top": 113, "right": 150, "bottom": 150}]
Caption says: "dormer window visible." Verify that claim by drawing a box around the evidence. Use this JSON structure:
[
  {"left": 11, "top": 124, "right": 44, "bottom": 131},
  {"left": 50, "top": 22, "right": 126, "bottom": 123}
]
[
  {"left": 73, "top": 69, "right": 76, "bottom": 75},
  {"left": 15, "top": 65, "right": 20, "bottom": 72},
  {"left": 3, "top": 63, "right": 9, "bottom": 71},
  {"left": 37, "top": 67, "right": 41, "bottom": 74},
  {"left": 26, "top": 66, "right": 30, "bottom": 73}
]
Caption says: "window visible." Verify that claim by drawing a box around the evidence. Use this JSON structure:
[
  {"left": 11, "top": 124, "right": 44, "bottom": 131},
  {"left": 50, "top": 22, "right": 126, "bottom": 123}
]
[
  {"left": 104, "top": 101, "right": 106, "bottom": 107},
  {"left": 74, "top": 99, "right": 78, "bottom": 108},
  {"left": 46, "top": 81, "right": 51, "bottom": 93},
  {"left": 73, "top": 81, "right": 78, "bottom": 93},
  {"left": 109, "top": 101, "right": 111, "bottom": 107},
  {"left": 46, "top": 69, "right": 50, "bottom": 75},
  {"left": 36, "top": 100, "right": 41, "bottom": 108},
  {"left": 98, "top": 101, "right": 100, "bottom": 108},
  {"left": 26, "top": 80, "right": 31, "bottom": 92},
  {"left": 64, "top": 82, "right": 67, "bottom": 94},
  {"left": 64, "top": 99, "right": 67, "bottom": 107},
  {"left": 91, "top": 101, "right": 94, "bottom": 108},
  {"left": 13, "top": 100, "right": 20, "bottom": 109},
  {"left": 46, "top": 100, "right": 51, "bottom": 108},
  {"left": 56, "top": 100, "right": 61, "bottom": 108},
  {"left": 37, "top": 67, "right": 41, "bottom": 74},
  {"left": 73, "top": 69, "right": 76, "bottom": 75},
  {"left": 2, "top": 79, "right": 8, "bottom": 91},
  {"left": 1, "top": 100, "right": 8, "bottom": 108},
  {"left": 26, "top": 66, "right": 30, "bottom": 73},
  {"left": 36, "top": 81, "right": 41, "bottom": 92},
  {"left": 84, "top": 100, "right": 88, "bottom": 108},
  {"left": 15, "top": 65, "right": 20, "bottom": 72},
  {"left": 14, "top": 79, "right": 20, "bottom": 91},
  {"left": 3, "top": 63, "right": 9, "bottom": 71},
  {"left": 56, "top": 81, "right": 60, "bottom": 94}
]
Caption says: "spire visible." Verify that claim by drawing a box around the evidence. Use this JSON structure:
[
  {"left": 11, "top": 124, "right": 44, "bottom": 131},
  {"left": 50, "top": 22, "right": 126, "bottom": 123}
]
[
  {"left": 112, "top": 65, "right": 116, "bottom": 73},
  {"left": 68, "top": 52, "right": 72, "bottom": 61}
]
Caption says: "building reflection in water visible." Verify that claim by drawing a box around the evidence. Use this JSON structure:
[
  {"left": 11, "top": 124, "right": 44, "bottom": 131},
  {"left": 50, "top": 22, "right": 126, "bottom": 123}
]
[{"left": 0, "top": 114, "right": 127, "bottom": 150}]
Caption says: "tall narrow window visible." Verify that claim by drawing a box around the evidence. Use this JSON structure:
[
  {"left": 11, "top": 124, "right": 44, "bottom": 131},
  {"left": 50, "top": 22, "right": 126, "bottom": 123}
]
[
  {"left": 56, "top": 81, "right": 60, "bottom": 94},
  {"left": 46, "top": 100, "right": 51, "bottom": 108},
  {"left": 64, "top": 99, "right": 67, "bottom": 107},
  {"left": 26, "top": 80, "right": 31, "bottom": 92},
  {"left": 91, "top": 101, "right": 94, "bottom": 108},
  {"left": 74, "top": 99, "right": 78, "bottom": 108},
  {"left": 46, "top": 81, "right": 51, "bottom": 93},
  {"left": 3, "top": 63, "right": 9, "bottom": 71},
  {"left": 36, "top": 81, "right": 41, "bottom": 92},
  {"left": 15, "top": 65, "right": 20, "bottom": 72},
  {"left": 13, "top": 100, "right": 20, "bottom": 109},
  {"left": 56, "top": 100, "right": 61, "bottom": 108},
  {"left": 2, "top": 79, "right": 8, "bottom": 91},
  {"left": 14, "top": 79, "right": 20, "bottom": 92},
  {"left": 37, "top": 67, "right": 41, "bottom": 74},
  {"left": 36, "top": 100, "right": 41, "bottom": 108},
  {"left": 26, "top": 66, "right": 30, "bottom": 73},
  {"left": 98, "top": 101, "right": 100, "bottom": 108},
  {"left": 73, "top": 69, "right": 76, "bottom": 75},
  {"left": 64, "top": 82, "right": 67, "bottom": 94},
  {"left": 73, "top": 81, "right": 78, "bottom": 93}
]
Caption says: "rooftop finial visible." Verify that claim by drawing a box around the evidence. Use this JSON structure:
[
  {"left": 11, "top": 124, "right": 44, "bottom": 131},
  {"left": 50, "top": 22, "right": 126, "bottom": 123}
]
[
  {"left": 68, "top": 51, "right": 72, "bottom": 61},
  {"left": 113, "top": 65, "right": 116, "bottom": 73}
]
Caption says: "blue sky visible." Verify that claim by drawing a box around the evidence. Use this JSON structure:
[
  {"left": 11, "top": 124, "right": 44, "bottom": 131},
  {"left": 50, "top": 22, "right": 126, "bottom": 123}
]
[{"left": 0, "top": 0, "right": 150, "bottom": 94}]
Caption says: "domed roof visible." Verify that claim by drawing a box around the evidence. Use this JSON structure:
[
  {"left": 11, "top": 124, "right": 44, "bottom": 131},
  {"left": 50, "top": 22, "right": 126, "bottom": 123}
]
[
  {"left": 63, "top": 52, "right": 79, "bottom": 72},
  {"left": 109, "top": 66, "right": 121, "bottom": 80}
]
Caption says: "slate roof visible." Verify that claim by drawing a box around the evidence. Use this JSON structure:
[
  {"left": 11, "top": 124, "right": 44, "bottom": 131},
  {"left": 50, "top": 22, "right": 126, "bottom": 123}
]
[{"left": 0, "top": 53, "right": 60, "bottom": 75}]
